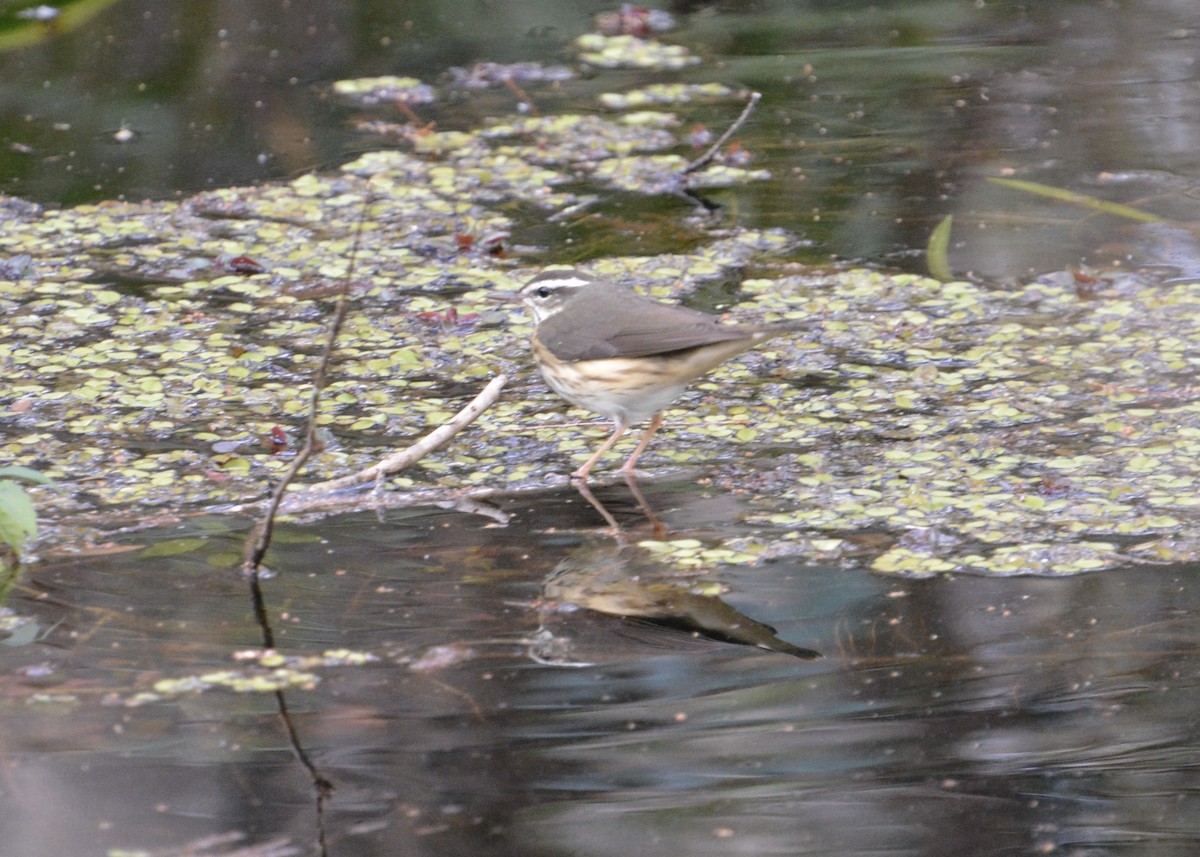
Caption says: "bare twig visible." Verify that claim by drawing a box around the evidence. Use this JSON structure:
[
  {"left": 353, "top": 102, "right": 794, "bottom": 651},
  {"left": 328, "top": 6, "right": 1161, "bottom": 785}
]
[
  {"left": 301, "top": 372, "right": 509, "bottom": 493},
  {"left": 682, "top": 91, "right": 762, "bottom": 176},
  {"left": 240, "top": 198, "right": 369, "bottom": 575}
]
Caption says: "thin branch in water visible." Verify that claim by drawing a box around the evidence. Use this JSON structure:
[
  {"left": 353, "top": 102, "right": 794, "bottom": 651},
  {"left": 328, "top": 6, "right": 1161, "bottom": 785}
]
[
  {"left": 275, "top": 687, "right": 334, "bottom": 854},
  {"left": 682, "top": 91, "right": 762, "bottom": 176},
  {"left": 248, "top": 573, "right": 334, "bottom": 853},
  {"left": 249, "top": 570, "right": 276, "bottom": 650},
  {"left": 241, "top": 196, "right": 371, "bottom": 575},
  {"left": 237, "top": 193, "right": 373, "bottom": 857}
]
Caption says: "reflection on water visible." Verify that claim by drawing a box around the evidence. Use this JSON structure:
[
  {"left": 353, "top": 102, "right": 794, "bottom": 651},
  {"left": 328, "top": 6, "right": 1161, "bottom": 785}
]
[
  {"left": 0, "top": 486, "right": 1197, "bottom": 855},
  {"left": 539, "top": 538, "right": 822, "bottom": 660}
]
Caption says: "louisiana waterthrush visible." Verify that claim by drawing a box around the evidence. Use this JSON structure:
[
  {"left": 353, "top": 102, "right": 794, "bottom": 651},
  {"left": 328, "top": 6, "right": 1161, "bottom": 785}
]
[{"left": 499, "top": 268, "right": 805, "bottom": 480}]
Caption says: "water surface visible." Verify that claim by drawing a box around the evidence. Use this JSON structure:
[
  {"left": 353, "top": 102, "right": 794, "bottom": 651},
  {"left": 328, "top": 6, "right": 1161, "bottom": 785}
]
[
  {"left": 4, "top": 485, "right": 1199, "bottom": 855},
  {"left": 3, "top": 2, "right": 1200, "bottom": 854}
]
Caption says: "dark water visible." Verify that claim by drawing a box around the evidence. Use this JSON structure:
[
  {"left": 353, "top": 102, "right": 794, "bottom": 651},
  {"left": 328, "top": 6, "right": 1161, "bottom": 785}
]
[
  {"left": 2, "top": 0, "right": 1200, "bottom": 276},
  {"left": 4, "top": 484, "right": 1200, "bottom": 855},
  {"left": 4, "top": 1, "right": 1200, "bottom": 855}
]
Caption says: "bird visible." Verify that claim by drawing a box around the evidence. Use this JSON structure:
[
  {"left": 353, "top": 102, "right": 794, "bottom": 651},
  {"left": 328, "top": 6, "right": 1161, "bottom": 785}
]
[{"left": 498, "top": 267, "right": 806, "bottom": 480}]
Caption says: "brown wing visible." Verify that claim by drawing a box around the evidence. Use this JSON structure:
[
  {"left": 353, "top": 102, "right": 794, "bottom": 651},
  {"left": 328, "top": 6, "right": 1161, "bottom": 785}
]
[{"left": 537, "top": 282, "right": 756, "bottom": 361}]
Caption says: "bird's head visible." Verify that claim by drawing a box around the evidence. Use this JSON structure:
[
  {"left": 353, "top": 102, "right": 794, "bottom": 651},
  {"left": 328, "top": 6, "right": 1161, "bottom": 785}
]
[{"left": 514, "top": 268, "right": 597, "bottom": 323}]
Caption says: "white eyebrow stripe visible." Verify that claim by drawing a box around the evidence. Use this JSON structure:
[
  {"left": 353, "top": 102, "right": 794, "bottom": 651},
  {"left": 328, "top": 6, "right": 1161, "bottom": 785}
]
[{"left": 525, "top": 275, "right": 592, "bottom": 291}]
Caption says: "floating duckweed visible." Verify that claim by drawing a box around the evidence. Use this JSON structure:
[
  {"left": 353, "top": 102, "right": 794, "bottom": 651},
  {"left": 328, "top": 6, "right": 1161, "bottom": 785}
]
[
  {"left": 575, "top": 33, "right": 701, "bottom": 70},
  {"left": 618, "top": 111, "right": 681, "bottom": 128},
  {"left": 966, "top": 541, "right": 1121, "bottom": 576},
  {"left": 687, "top": 165, "right": 773, "bottom": 187},
  {"left": 148, "top": 667, "right": 320, "bottom": 700},
  {"left": 634, "top": 536, "right": 766, "bottom": 568},
  {"left": 599, "top": 82, "right": 738, "bottom": 110},
  {"left": 872, "top": 548, "right": 957, "bottom": 577},
  {"left": 331, "top": 75, "right": 435, "bottom": 106},
  {"left": 2, "top": 92, "right": 1199, "bottom": 582},
  {"left": 1125, "top": 455, "right": 1161, "bottom": 473}
]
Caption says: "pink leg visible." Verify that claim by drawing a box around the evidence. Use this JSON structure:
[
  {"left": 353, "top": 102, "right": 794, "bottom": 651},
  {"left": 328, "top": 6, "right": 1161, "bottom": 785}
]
[
  {"left": 572, "top": 420, "right": 627, "bottom": 481},
  {"left": 619, "top": 412, "right": 663, "bottom": 475}
]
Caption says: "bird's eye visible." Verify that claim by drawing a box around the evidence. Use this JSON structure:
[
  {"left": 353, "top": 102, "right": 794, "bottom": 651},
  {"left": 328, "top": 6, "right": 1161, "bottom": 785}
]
[{"left": 536, "top": 286, "right": 552, "bottom": 298}]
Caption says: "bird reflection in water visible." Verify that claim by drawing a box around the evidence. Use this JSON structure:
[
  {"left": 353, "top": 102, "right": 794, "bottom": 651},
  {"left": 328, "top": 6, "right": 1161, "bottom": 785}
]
[{"left": 529, "top": 538, "right": 821, "bottom": 665}]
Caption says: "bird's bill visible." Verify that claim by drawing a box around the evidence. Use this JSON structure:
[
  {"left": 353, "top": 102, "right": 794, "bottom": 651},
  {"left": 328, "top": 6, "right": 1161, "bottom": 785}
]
[{"left": 484, "top": 290, "right": 525, "bottom": 306}]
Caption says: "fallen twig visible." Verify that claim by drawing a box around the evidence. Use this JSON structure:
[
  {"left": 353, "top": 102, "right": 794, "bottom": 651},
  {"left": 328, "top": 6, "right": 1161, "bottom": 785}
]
[{"left": 300, "top": 372, "right": 509, "bottom": 494}]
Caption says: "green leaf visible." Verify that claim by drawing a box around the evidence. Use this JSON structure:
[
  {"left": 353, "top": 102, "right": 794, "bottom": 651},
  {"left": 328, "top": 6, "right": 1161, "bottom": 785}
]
[
  {"left": 927, "top": 214, "right": 953, "bottom": 282},
  {"left": 0, "top": 481, "right": 38, "bottom": 554},
  {"left": 0, "top": 466, "right": 53, "bottom": 485}
]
